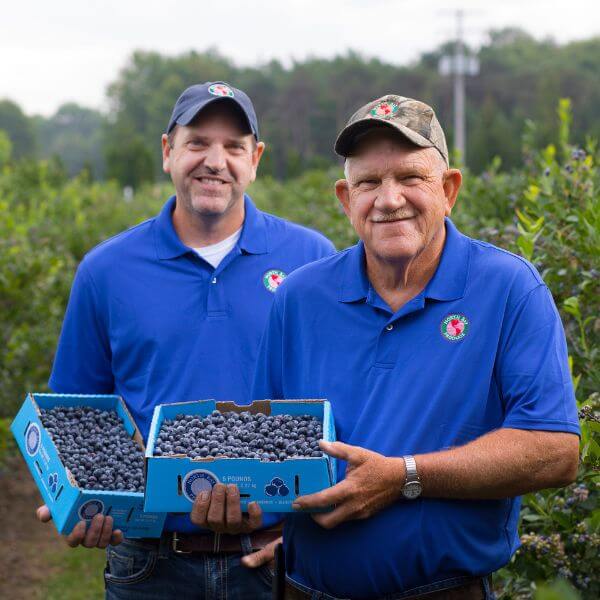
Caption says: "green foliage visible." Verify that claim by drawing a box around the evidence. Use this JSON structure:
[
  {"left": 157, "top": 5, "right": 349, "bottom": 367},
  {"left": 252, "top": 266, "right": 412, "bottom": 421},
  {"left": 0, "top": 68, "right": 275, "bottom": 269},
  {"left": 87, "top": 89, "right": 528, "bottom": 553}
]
[
  {"left": 0, "top": 99, "right": 37, "bottom": 159},
  {"left": 0, "top": 101, "right": 597, "bottom": 597},
  {"left": 0, "top": 130, "right": 12, "bottom": 166}
]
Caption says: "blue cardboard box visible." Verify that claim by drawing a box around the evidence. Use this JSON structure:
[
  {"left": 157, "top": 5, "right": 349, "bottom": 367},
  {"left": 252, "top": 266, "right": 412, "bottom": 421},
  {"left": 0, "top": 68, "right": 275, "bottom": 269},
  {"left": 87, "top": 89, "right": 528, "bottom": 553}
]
[
  {"left": 11, "top": 393, "right": 166, "bottom": 537},
  {"left": 144, "top": 399, "right": 337, "bottom": 513}
]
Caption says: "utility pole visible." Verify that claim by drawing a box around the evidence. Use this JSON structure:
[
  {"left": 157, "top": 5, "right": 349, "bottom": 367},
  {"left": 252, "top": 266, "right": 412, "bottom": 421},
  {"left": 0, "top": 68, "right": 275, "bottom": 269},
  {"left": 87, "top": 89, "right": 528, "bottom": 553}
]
[
  {"left": 453, "top": 10, "right": 466, "bottom": 162},
  {"left": 438, "top": 10, "right": 479, "bottom": 164}
]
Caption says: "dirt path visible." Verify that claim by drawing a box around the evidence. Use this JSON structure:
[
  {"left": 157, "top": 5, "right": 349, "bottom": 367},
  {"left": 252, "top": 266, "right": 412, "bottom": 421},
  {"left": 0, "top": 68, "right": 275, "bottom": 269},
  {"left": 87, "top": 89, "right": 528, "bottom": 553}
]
[{"left": 0, "top": 455, "right": 65, "bottom": 599}]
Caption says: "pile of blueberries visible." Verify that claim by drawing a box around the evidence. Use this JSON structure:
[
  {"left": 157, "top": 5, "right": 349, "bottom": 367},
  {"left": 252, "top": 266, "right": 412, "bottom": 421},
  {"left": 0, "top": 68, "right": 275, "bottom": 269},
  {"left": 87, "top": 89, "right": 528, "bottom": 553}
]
[
  {"left": 154, "top": 410, "right": 324, "bottom": 461},
  {"left": 40, "top": 406, "right": 145, "bottom": 492}
]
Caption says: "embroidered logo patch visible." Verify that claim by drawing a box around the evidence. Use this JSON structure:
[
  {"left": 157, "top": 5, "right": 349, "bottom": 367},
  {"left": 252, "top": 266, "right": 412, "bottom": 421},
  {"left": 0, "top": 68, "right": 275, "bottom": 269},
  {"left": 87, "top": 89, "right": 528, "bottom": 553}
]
[
  {"left": 370, "top": 101, "right": 399, "bottom": 119},
  {"left": 208, "top": 83, "right": 234, "bottom": 97},
  {"left": 263, "top": 269, "right": 287, "bottom": 293},
  {"left": 440, "top": 314, "right": 469, "bottom": 341}
]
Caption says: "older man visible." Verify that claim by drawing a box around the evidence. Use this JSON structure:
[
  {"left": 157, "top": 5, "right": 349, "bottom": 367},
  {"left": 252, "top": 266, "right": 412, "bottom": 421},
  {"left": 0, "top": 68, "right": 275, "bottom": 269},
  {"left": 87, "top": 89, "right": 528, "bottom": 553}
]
[
  {"left": 37, "top": 81, "right": 335, "bottom": 599},
  {"left": 251, "top": 96, "right": 580, "bottom": 599}
]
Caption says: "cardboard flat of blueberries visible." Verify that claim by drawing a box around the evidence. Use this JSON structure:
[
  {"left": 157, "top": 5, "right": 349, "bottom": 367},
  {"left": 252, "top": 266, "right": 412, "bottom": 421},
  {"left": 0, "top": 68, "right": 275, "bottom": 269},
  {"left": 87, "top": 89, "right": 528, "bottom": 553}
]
[
  {"left": 11, "top": 393, "right": 166, "bottom": 537},
  {"left": 144, "top": 399, "right": 337, "bottom": 513}
]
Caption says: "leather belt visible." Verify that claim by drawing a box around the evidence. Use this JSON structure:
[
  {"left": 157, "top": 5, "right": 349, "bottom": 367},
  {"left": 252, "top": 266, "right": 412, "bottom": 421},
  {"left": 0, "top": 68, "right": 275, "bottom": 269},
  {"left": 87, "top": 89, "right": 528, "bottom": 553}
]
[{"left": 170, "top": 527, "right": 281, "bottom": 554}]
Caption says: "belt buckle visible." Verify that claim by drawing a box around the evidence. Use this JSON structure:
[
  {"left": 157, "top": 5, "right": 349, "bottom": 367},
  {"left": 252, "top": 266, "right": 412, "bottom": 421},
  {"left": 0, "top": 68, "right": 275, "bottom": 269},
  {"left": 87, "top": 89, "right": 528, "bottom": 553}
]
[{"left": 172, "top": 532, "right": 192, "bottom": 554}]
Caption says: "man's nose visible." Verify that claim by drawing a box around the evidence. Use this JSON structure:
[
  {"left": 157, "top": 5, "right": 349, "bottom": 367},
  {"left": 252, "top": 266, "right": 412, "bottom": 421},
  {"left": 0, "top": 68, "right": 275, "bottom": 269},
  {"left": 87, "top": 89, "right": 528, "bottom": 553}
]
[
  {"left": 203, "top": 144, "right": 227, "bottom": 171},
  {"left": 375, "top": 180, "right": 406, "bottom": 210}
]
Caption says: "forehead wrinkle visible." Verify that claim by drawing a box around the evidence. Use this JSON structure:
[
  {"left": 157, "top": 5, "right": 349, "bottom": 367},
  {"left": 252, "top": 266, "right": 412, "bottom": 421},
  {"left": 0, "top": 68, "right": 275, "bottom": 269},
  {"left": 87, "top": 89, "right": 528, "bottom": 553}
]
[{"left": 348, "top": 149, "right": 435, "bottom": 182}]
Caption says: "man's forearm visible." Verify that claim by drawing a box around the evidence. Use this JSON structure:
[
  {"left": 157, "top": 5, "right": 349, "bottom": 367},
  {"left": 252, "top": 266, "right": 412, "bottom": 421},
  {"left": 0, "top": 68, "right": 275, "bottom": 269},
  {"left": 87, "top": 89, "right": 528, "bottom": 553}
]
[{"left": 413, "top": 428, "right": 579, "bottom": 499}]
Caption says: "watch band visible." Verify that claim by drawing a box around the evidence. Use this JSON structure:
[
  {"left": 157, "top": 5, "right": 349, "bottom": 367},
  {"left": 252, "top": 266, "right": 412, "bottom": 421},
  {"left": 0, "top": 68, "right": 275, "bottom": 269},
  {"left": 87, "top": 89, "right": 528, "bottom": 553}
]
[{"left": 404, "top": 455, "right": 418, "bottom": 482}]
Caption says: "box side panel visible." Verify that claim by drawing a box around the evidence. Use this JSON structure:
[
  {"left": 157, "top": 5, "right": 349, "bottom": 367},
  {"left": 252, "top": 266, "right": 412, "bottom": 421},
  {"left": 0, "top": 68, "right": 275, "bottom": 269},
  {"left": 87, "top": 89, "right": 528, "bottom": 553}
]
[
  {"left": 269, "top": 400, "right": 325, "bottom": 418},
  {"left": 11, "top": 395, "right": 82, "bottom": 534},
  {"left": 160, "top": 400, "right": 217, "bottom": 419},
  {"left": 145, "top": 455, "right": 332, "bottom": 513},
  {"left": 32, "top": 393, "right": 120, "bottom": 411},
  {"left": 322, "top": 400, "right": 337, "bottom": 485}
]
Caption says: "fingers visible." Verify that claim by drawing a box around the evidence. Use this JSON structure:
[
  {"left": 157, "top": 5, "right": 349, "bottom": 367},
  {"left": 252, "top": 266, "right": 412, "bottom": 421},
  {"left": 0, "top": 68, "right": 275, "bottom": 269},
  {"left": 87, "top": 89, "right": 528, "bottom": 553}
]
[
  {"left": 311, "top": 504, "right": 355, "bottom": 530},
  {"left": 243, "top": 501, "right": 263, "bottom": 532},
  {"left": 225, "top": 485, "right": 243, "bottom": 534},
  {"left": 206, "top": 484, "right": 228, "bottom": 533},
  {"left": 82, "top": 514, "right": 105, "bottom": 548},
  {"left": 292, "top": 480, "right": 351, "bottom": 511},
  {"left": 319, "top": 440, "right": 367, "bottom": 463},
  {"left": 241, "top": 537, "right": 282, "bottom": 568},
  {"left": 36, "top": 505, "right": 52, "bottom": 523},
  {"left": 97, "top": 515, "right": 114, "bottom": 549},
  {"left": 111, "top": 529, "right": 124, "bottom": 546},
  {"left": 190, "top": 490, "right": 211, "bottom": 527},
  {"left": 66, "top": 520, "right": 87, "bottom": 547}
]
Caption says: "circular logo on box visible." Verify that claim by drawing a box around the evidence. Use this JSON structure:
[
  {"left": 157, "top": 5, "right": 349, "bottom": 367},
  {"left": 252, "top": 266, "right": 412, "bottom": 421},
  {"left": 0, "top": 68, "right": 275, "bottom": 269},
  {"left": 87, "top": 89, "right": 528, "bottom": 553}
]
[
  {"left": 440, "top": 314, "right": 469, "bottom": 341},
  {"left": 182, "top": 470, "right": 219, "bottom": 502},
  {"left": 263, "top": 269, "right": 287, "bottom": 293},
  {"left": 78, "top": 500, "right": 104, "bottom": 520},
  {"left": 25, "top": 423, "right": 41, "bottom": 456},
  {"left": 265, "top": 477, "right": 290, "bottom": 497}
]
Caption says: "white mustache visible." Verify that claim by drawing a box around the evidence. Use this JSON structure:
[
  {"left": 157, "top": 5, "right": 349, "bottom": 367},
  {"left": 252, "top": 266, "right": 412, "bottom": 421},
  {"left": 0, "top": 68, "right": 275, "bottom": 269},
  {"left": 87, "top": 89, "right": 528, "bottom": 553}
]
[{"left": 371, "top": 213, "right": 416, "bottom": 223}]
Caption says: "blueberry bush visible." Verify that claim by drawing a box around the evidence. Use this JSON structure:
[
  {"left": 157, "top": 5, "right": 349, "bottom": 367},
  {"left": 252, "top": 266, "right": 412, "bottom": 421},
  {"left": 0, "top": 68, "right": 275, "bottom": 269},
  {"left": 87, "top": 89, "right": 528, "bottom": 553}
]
[{"left": 0, "top": 101, "right": 597, "bottom": 596}]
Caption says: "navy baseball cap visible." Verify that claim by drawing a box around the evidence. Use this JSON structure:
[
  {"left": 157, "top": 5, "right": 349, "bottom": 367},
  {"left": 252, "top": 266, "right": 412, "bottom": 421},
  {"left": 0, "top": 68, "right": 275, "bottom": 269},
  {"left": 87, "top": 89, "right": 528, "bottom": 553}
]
[{"left": 166, "top": 81, "right": 259, "bottom": 139}]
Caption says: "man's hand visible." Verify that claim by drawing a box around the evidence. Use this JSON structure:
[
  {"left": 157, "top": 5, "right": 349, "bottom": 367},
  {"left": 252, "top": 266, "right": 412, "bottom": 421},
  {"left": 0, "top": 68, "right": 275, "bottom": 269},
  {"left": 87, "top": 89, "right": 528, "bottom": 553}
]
[
  {"left": 241, "top": 537, "right": 282, "bottom": 571},
  {"left": 292, "top": 440, "right": 406, "bottom": 529},
  {"left": 190, "top": 484, "right": 263, "bottom": 534},
  {"left": 36, "top": 504, "right": 123, "bottom": 548}
]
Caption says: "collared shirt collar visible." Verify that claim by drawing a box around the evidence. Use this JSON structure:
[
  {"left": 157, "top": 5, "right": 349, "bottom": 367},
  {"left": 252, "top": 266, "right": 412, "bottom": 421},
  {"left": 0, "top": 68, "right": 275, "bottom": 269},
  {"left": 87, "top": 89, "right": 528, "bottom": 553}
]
[
  {"left": 154, "top": 194, "right": 268, "bottom": 260},
  {"left": 338, "top": 218, "right": 470, "bottom": 304}
]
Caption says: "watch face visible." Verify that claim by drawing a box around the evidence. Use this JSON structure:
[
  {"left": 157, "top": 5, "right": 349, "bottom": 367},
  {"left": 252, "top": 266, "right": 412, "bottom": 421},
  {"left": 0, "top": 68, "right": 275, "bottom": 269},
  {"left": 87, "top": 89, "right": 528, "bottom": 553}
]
[{"left": 403, "top": 481, "right": 422, "bottom": 500}]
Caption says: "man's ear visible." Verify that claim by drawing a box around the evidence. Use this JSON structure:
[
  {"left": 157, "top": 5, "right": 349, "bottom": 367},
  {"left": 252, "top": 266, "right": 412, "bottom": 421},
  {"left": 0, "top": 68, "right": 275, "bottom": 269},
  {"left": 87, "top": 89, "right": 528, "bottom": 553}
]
[
  {"left": 161, "top": 134, "right": 172, "bottom": 174},
  {"left": 442, "top": 168, "right": 462, "bottom": 216},
  {"left": 249, "top": 141, "right": 266, "bottom": 182},
  {"left": 335, "top": 179, "right": 351, "bottom": 220}
]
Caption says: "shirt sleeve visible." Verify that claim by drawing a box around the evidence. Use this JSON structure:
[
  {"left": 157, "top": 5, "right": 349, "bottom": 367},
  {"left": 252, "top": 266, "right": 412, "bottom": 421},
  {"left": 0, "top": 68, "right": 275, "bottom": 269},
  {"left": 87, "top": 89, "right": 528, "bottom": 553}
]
[
  {"left": 497, "top": 284, "right": 580, "bottom": 434},
  {"left": 49, "top": 259, "right": 114, "bottom": 394},
  {"left": 252, "top": 293, "right": 285, "bottom": 401}
]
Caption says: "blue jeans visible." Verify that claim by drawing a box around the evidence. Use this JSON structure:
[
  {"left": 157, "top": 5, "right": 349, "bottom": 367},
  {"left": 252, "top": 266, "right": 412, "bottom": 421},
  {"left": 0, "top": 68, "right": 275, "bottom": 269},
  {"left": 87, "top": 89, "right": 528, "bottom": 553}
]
[
  {"left": 104, "top": 535, "right": 272, "bottom": 599},
  {"left": 285, "top": 574, "right": 496, "bottom": 600}
]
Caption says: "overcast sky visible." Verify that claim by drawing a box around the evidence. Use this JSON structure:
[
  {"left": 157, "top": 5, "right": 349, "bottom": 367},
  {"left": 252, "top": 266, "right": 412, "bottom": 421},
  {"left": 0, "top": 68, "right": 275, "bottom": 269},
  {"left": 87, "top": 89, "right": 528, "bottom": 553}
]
[{"left": 3, "top": 0, "right": 598, "bottom": 116}]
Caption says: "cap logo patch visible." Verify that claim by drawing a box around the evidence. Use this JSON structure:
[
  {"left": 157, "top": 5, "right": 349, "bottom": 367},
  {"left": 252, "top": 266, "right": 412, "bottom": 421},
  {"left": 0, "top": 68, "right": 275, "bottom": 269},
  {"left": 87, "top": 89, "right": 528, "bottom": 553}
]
[
  {"left": 263, "top": 269, "right": 287, "bottom": 293},
  {"left": 441, "top": 314, "right": 469, "bottom": 341},
  {"left": 370, "top": 101, "right": 399, "bottom": 119},
  {"left": 208, "top": 83, "right": 234, "bottom": 97}
]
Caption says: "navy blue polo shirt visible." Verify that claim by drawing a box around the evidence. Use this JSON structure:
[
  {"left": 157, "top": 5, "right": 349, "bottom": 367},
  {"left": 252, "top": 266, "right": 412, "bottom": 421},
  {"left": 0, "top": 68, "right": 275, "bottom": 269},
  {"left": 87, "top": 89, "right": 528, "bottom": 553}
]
[
  {"left": 252, "top": 218, "right": 579, "bottom": 599},
  {"left": 49, "top": 194, "right": 335, "bottom": 533}
]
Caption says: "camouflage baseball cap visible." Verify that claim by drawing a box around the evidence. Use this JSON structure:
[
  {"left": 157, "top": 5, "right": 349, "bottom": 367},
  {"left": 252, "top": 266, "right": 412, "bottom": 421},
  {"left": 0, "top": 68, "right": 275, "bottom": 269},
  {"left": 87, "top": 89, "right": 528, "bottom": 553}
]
[{"left": 334, "top": 95, "right": 449, "bottom": 166}]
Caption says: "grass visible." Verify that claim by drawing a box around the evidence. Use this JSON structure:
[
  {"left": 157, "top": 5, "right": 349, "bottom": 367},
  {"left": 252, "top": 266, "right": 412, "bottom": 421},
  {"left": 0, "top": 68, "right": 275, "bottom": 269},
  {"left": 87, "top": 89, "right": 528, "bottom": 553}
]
[{"left": 43, "top": 546, "right": 105, "bottom": 600}]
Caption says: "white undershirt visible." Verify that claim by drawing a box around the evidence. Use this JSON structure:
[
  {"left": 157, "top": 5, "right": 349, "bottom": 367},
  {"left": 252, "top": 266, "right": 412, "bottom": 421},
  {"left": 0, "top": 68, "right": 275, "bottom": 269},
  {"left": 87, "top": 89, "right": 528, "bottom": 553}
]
[{"left": 192, "top": 228, "right": 242, "bottom": 269}]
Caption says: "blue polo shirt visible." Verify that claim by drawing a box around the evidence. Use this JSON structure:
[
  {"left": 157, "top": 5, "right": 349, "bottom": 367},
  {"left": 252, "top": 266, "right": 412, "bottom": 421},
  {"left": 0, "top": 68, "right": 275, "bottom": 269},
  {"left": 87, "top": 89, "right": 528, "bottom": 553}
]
[
  {"left": 252, "top": 218, "right": 579, "bottom": 599},
  {"left": 49, "top": 194, "right": 335, "bottom": 533}
]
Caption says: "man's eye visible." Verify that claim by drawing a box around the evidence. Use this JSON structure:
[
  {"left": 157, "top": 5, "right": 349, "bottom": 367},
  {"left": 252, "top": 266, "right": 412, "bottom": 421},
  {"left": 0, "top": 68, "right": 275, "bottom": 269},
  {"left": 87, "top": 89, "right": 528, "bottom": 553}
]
[
  {"left": 358, "top": 179, "right": 378, "bottom": 186},
  {"left": 402, "top": 175, "right": 423, "bottom": 183}
]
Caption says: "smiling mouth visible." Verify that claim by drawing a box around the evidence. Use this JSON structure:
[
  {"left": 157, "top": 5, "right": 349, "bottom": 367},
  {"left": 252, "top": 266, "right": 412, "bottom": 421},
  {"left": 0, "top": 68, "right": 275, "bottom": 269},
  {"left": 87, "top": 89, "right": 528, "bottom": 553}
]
[
  {"left": 372, "top": 216, "right": 415, "bottom": 223},
  {"left": 194, "top": 177, "right": 229, "bottom": 186}
]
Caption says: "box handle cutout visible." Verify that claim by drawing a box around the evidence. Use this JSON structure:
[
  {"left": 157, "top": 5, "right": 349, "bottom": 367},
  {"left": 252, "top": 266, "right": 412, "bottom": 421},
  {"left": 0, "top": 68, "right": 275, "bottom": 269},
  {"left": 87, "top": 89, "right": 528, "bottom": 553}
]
[
  {"left": 55, "top": 485, "right": 64, "bottom": 501},
  {"left": 24, "top": 420, "right": 31, "bottom": 436},
  {"left": 126, "top": 507, "right": 134, "bottom": 522},
  {"left": 34, "top": 461, "right": 43, "bottom": 476},
  {"left": 295, "top": 475, "right": 300, "bottom": 496},
  {"left": 106, "top": 506, "right": 112, "bottom": 517},
  {"left": 240, "top": 493, "right": 251, "bottom": 498},
  {"left": 177, "top": 475, "right": 183, "bottom": 496}
]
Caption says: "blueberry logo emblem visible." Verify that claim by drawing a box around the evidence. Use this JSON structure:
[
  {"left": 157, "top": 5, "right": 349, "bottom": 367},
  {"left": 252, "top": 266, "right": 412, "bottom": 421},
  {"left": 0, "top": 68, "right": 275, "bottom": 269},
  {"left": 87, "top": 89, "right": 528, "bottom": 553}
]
[
  {"left": 370, "top": 101, "right": 399, "bottom": 119},
  {"left": 47, "top": 472, "right": 59, "bottom": 494},
  {"left": 441, "top": 314, "right": 469, "bottom": 341},
  {"left": 208, "top": 83, "right": 234, "bottom": 97},
  {"left": 78, "top": 500, "right": 104, "bottom": 520},
  {"left": 25, "top": 423, "right": 41, "bottom": 456},
  {"left": 265, "top": 477, "right": 290, "bottom": 497},
  {"left": 183, "top": 470, "right": 219, "bottom": 502},
  {"left": 263, "top": 269, "right": 286, "bottom": 293}
]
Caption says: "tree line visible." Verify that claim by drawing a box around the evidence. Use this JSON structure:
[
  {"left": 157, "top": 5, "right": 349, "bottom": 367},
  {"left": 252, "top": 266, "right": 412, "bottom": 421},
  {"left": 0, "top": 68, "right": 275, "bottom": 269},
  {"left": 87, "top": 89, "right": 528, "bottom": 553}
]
[{"left": 1, "top": 27, "right": 599, "bottom": 183}]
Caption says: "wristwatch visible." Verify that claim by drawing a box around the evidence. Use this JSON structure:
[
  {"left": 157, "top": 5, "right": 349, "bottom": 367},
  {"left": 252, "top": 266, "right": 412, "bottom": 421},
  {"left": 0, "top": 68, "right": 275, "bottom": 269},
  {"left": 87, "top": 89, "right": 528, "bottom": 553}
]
[{"left": 401, "top": 455, "right": 422, "bottom": 499}]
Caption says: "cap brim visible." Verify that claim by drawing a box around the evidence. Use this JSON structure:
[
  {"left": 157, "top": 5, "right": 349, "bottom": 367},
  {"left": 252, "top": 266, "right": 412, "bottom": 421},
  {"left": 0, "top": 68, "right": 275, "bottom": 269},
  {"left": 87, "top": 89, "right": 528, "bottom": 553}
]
[
  {"left": 175, "top": 97, "right": 257, "bottom": 138},
  {"left": 334, "top": 119, "right": 435, "bottom": 157}
]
